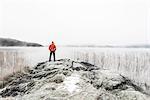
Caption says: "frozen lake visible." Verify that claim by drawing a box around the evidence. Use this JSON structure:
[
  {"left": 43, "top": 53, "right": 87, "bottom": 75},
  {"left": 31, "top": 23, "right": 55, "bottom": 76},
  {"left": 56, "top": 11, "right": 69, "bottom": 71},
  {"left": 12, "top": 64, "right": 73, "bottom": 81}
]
[{"left": 0, "top": 47, "right": 150, "bottom": 86}]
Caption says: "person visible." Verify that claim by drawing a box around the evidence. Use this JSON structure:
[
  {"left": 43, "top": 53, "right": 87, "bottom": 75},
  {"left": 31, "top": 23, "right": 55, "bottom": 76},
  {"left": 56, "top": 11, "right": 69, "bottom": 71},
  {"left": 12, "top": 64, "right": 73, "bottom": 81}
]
[{"left": 49, "top": 41, "right": 56, "bottom": 61}]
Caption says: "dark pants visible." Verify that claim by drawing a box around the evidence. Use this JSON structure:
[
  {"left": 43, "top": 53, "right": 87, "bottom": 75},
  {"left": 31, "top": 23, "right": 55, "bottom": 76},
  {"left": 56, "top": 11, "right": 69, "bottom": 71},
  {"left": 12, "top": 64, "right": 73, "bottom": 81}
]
[{"left": 49, "top": 51, "right": 55, "bottom": 61}]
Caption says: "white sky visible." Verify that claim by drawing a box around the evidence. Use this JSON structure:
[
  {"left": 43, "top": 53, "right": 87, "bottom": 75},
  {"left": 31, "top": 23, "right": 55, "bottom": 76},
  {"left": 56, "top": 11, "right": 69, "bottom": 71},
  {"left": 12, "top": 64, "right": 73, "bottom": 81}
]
[{"left": 0, "top": 0, "right": 150, "bottom": 45}]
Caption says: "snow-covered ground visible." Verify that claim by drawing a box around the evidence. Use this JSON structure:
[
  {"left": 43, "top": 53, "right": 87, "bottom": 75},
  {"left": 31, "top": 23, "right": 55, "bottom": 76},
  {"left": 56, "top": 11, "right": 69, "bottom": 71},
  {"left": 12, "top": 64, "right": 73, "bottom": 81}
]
[
  {"left": 0, "top": 59, "right": 149, "bottom": 100},
  {"left": 0, "top": 47, "right": 150, "bottom": 90}
]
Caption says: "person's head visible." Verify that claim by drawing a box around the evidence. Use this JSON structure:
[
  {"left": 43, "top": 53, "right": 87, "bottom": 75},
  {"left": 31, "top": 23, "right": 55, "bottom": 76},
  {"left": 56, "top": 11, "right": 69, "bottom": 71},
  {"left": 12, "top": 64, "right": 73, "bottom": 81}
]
[{"left": 52, "top": 41, "right": 54, "bottom": 44}]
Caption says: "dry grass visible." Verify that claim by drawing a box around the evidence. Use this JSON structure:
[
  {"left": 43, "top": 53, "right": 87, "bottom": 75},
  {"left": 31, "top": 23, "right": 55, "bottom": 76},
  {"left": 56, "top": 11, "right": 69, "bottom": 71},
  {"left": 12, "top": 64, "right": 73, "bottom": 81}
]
[{"left": 0, "top": 51, "right": 28, "bottom": 88}]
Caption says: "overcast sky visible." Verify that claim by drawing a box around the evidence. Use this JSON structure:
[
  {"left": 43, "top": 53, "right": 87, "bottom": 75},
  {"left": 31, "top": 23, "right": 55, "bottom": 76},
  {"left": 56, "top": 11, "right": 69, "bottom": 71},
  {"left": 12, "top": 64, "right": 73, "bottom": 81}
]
[{"left": 0, "top": 0, "right": 150, "bottom": 45}]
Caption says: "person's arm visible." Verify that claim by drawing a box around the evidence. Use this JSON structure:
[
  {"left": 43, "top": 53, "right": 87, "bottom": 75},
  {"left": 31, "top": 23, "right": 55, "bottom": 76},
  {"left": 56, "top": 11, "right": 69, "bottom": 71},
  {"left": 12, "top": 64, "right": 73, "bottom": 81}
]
[
  {"left": 49, "top": 45, "right": 51, "bottom": 51},
  {"left": 54, "top": 45, "right": 56, "bottom": 51}
]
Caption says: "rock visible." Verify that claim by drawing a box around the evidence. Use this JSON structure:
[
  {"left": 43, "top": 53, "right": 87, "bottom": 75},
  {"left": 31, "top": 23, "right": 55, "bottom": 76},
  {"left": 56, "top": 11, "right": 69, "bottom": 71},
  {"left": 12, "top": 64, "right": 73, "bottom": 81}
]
[
  {"left": 0, "top": 59, "right": 149, "bottom": 100},
  {"left": 49, "top": 74, "right": 65, "bottom": 83}
]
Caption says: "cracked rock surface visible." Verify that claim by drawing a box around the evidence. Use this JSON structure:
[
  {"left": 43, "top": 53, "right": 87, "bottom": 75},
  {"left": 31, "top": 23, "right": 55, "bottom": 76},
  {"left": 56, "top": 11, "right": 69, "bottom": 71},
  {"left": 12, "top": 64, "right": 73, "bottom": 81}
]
[{"left": 0, "top": 59, "right": 150, "bottom": 100}]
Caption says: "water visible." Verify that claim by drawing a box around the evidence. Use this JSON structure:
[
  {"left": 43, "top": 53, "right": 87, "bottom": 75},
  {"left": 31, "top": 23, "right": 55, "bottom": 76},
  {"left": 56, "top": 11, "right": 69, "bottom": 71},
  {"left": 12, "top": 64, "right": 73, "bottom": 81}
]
[{"left": 0, "top": 47, "right": 150, "bottom": 86}]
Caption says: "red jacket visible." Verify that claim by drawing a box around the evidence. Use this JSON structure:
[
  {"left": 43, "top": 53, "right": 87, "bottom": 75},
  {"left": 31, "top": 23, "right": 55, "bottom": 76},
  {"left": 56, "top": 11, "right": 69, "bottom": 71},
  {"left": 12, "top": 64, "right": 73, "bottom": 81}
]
[{"left": 49, "top": 43, "right": 56, "bottom": 52}]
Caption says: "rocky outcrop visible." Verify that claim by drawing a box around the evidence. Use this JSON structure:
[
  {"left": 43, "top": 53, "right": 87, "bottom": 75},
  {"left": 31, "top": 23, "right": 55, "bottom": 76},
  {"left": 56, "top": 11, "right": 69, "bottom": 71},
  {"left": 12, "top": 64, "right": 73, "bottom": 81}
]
[
  {"left": 0, "top": 38, "right": 43, "bottom": 47},
  {"left": 0, "top": 59, "right": 149, "bottom": 100}
]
